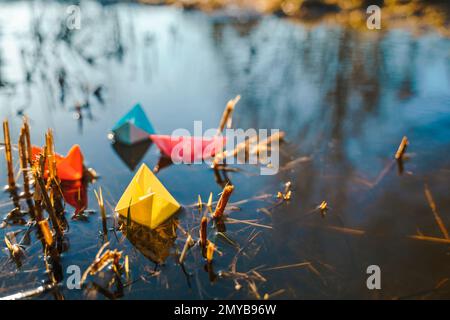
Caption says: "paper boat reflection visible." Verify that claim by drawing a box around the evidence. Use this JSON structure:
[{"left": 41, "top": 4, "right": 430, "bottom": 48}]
[
  {"left": 60, "top": 179, "right": 88, "bottom": 215},
  {"left": 120, "top": 216, "right": 178, "bottom": 264},
  {"left": 111, "top": 139, "right": 152, "bottom": 171}
]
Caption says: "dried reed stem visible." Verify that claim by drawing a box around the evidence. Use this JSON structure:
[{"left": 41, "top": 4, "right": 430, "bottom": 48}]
[
  {"left": 199, "top": 216, "right": 208, "bottom": 249},
  {"left": 38, "top": 220, "right": 54, "bottom": 247},
  {"left": 217, "top": 95, "right": 240, "bottom": 135},
  {"left": 179, "top": 234, "right": 194, "bottom": 264},
  {"left": 213, "top": 184, "right": 234, "bottom": 219},
  {"left": 213, "top": 134, "right": 258, "bottom": 167},
  {"left": 94, "top": 188, "right": 108, "bottom": 236},
  {"left": 45, "top": 130, "right": 57, "bottom": 181},
  {"left": 395, "top": 136, "right": 408, "bottom": 160},
  {"left": 197, "top": 195, "right": 203, "bottom": 210},
  {"left": 36, "top": 176, "right": 63, "bottom": 238},
  {"left": 22, "top": 117, "right": 32, "bottom": 166},
  {"left": 206, "top": 242, "right": 216, "bottom": 263},
  {"left": 18, "top": 128, "right": 31, "bottom": 197},
  {"left": 249, "top": 131, "right": 285, "bottom": 155},
  {"left": 3, "top": 120, "right": 16, "bottom": 189}
]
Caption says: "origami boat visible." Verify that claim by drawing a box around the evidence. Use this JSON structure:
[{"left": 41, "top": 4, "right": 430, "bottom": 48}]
[
  {"left": 150, "top": 135, "right": 226, "bottom": 163},
  {"left": 112, "top": 103, "right": 155, "bottom": 145},
  {"left": 32, "top": 145, "right": 84, "bottom": 181},
  {"left": 115, "top": 163, "right": 180, "bottom": 229}
]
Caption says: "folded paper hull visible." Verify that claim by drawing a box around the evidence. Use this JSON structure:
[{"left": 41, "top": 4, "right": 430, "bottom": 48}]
[
  {"left": 112, "top": 103, "right": 155, "bottom": 145},
  {"left": 115, "top": 163, "right": 180, "bottom": 229},
  {"left": 32, "top": 145, "right": 84, "bottom": 181},
  {"left": 150, "top": 135, "right": 226, "bottom": 163},
  {"left": 112, "top": 122, "right": 152, "bottom": 145}
]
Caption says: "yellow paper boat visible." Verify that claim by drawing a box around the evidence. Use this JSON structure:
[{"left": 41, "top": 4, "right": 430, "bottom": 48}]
[{"left": 115, "top": 163, "right": 180, "bottom": 229}]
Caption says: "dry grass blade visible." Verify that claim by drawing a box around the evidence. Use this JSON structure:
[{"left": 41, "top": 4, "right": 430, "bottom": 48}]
[
  {"left": 4, "top": 233, "right": 22, "bottom": 259},
  {"left": 212, "top": 134, "right": 259, "bottom": 167},
  {"left": 326, "top": 225, "right": 366, "bottom": 236},
  {"left": 207, "top": 192, "right": 213, "bottom": 209},
  {"left": 81, "top": 242, "right": 122, "bottom": 285},
  {"left": 409, "top": 235, "right": 450, "bottom": 244},
  {"left": 280, "top": 156, "right": 312, "bottom": 171},
  {"left": 226, "top": 218, "right": 272, "bottom": 229},
  {"left": 249, "top": 131, "right": 285, "bottom": 156},
  {"left": 424, "top": 184, "right": 449, "bottom": 239},
  {"left": 0, "top": 283, "right": 56, "bottom": 300},
  {"left": 179, "top": 234, "right": 194, "bottom": 264},
  {"left": 261, "top": 262, "right": 311, "bottom": 272},
  {"left": 94, "top": 188, "right": 108, "bottom": 236},
  {"left": 264, "top": 289, "right": 286, "bottom": 300},
  {"left": 197, "top": 194, "right": 203, "bottom": 210}
]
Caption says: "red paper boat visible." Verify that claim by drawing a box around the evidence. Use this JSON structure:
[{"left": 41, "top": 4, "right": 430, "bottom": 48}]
[
  {"left": 150, "top": 135, "right": 226, "bottom": 163},
  {"left": 31, "top": 145, "right": 84, "bottom": 181}
]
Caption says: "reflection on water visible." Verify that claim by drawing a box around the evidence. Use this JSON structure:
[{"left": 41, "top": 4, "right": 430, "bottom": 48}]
[
  {"left": 111, "top": 139, "right": 153, "bottom": 171},
  {"left": 0, "top": 1, "right": 449, "bottom": 299},
  {"left": 120, "top": 217, "right": 178, "bottom": 265}
]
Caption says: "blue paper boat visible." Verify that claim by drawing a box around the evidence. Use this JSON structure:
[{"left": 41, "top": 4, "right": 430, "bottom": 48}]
[{"left": 112, "top": 104, "right": 155, "bottom": 145}]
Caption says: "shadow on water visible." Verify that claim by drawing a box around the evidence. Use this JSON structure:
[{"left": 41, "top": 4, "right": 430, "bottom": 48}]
[{"left": 0, "top": 1, "right": 449, "bottom": 299}]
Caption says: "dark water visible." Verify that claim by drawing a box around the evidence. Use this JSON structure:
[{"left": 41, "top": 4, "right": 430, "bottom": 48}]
[{"left": 0, "top": 1, "right": 450, "bottom": 299}]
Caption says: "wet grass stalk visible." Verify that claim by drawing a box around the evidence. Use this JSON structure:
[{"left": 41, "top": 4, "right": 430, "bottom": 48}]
[
  {"left": 22, "top": 116, "right": 32, "bottom": 166},
  {"left": 424, "top": 184, "right": 449, "bottom": 240},
  {"left": 217, "top": 95, "right": 240, "bottom": 135},
  {"left": 18, "top": 128, "right": 31, "bottom": 198},
  {"left": 179, "top": 234, "right": 194, "bottom": 264},
  {"left": 38, "top": 219, "right": 54, "bottom": 247},
  {"left": 35, "top": 174, "right": 64, "bottom": 239},
  {"left": 212, "top": 184, "right": 234, "bottom": 219},
  {"left": 94, "top": 188, "right": 108, "bottom": 237},
  {"left": 395, "top": 136, "right": 409, "bottom": 160},
  {"left": 199, "top": 216, "right": 208, "bottom": 257},
  {"left": 2, "top": 120, "right": 16, "bottom": 190}
]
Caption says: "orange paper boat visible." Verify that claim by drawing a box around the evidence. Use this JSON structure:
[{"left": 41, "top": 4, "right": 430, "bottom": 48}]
[
  {"left": 150, "top": 135, "right": 226, "bottom": 163},
  {"left": 31, "top": 145, "right": 84, "bottom": 181}
]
